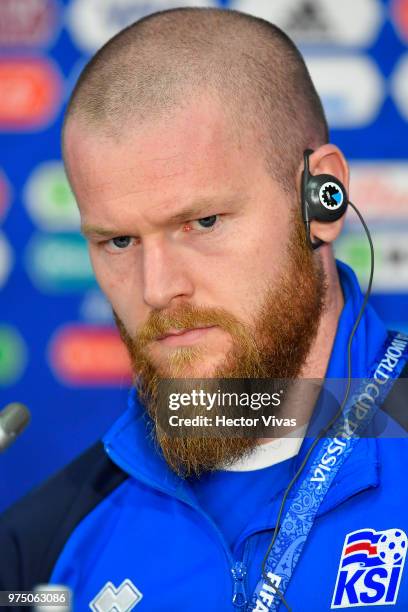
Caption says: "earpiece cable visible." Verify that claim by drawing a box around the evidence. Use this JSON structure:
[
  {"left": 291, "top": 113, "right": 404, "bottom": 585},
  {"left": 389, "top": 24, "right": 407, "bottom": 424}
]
[{"left": 258, "top": 201, "right": 374, "bottom": 612}]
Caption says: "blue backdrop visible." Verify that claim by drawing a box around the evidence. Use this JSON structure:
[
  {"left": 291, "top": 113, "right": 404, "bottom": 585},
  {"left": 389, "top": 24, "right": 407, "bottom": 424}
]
[{"left": 1, "top": 0, "right": 408, "bottom": 512}]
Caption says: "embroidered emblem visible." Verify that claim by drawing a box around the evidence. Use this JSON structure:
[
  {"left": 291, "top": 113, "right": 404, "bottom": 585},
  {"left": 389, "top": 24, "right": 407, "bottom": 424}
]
[
  {"left": 89, "top": 579, "right": 143, "bottom": 611},
  {"left": 332, "top": 528, "right": 407, "bottom": 608}
]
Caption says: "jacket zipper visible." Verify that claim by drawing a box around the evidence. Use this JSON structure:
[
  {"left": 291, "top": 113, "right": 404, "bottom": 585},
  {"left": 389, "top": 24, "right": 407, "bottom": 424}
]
[
  {"left": 231, "top": 560, "right": 247, "bottom": 608},
  {"left": 185, "top": 494, "right": 251, "bottom": 609},
  {"left": 231, "top": 535, "right": 253, "bottom": 609}
]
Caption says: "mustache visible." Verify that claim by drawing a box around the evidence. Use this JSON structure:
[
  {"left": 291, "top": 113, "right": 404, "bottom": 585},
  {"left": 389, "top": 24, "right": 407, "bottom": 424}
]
[{"left": 136, "top": 303, "right": 255, "bottom": 348}]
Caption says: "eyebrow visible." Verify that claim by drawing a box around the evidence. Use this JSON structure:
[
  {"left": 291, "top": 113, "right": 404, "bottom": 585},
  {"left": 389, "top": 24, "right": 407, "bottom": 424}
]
[
  {"left": 81, "top": 225, "right": 117, "bottom": 238},
  {"left": 81, "top": 197, "right": 243, "bottom": 238}
]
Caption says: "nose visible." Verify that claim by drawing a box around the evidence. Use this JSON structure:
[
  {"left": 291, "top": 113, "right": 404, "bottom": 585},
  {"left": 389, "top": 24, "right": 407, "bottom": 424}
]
[{"left": 142, "top": 236, "right": 194, "bottom": 310}]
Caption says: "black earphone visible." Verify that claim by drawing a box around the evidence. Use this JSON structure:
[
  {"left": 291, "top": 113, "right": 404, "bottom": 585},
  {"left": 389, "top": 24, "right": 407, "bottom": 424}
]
[{"left": 301, "top": 148, "right": 349, "bottom": 250}]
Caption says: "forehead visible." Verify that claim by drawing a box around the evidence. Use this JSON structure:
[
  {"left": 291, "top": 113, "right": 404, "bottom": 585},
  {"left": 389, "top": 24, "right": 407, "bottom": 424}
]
[{"left": 63, "top": 98, "right": 269, "bottom": 223}]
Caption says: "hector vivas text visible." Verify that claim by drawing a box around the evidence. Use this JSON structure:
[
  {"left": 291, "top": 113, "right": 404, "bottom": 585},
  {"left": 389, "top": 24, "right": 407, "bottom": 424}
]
[{"left": 165, "top": 388, "right": 297, "bottom": 430}]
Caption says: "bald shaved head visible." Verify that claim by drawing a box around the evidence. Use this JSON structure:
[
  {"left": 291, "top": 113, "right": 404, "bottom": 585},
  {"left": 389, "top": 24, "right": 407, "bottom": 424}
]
[{"left": 63, "top": 7, "right": 328, "bottom": 192}]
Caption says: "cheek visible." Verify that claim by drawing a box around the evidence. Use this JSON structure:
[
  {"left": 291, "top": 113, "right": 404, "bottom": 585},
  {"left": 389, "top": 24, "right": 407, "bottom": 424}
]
[
  {"left": 88, "top": 247, "right": 145, "bottom": 326},
  {"left": 209, "top": 235, "right": 283, "bottom": 317}
]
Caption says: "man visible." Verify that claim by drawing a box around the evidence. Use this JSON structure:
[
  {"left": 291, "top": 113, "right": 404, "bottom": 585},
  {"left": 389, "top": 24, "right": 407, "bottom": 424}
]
[{"left": 1, "top": 7, "right": 408, "bottom": 612}]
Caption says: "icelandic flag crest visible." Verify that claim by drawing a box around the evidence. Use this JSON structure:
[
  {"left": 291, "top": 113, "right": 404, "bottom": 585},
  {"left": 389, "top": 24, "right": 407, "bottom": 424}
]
[{"left": 331, "top": 528, "right": 407, "bottom": 608}]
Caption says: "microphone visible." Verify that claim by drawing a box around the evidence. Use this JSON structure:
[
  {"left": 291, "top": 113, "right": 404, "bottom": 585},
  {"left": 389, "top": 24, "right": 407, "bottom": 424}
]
[{"left": 0, "top": 403, "right": 31, "bottom": 452}]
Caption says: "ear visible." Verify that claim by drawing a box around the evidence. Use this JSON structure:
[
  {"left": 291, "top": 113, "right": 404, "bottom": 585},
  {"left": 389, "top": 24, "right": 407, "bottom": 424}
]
[{"left": 298, "top": 143, "right": 350, "bottom": 245}]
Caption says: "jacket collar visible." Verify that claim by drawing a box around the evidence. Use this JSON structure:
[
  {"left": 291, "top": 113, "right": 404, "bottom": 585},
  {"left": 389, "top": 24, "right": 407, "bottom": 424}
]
[
  {"left": 236, "top": 436, "right": 379, "bottom": 545},
  {"left": 104, "top": 391, "right": 193, "bottom": 503}
]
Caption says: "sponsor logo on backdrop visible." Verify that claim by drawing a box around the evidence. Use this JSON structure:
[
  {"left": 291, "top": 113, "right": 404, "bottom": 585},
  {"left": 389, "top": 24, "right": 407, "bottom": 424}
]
[
  {"left": 0, "top": 233, "right": 13, "bottom": 289},
  {"left": 349, "top": 162, "right": 408, "bottom": 221},
  {"left": 305, "top": 56, "right": 383, "bottom": 128},
  {"left": 49, "top": 325, "right": 132, "bottom": 386},
  {"left": 335, "top": 227, "right": 408, "bottom": 292},
  {"left": 24, "top": 161, "right": 80, "bottom": 231},
  {"left": 0, "top": 0, "right": 60, "bottom": 47},
  {"left": 0, "top": 58, "right": 62, "bottom": 131},
  {"left": 331, "top": 528, "right": 407, "bottom": 608},
  {"left": 67, "top": 0, "right": 217, "bottom": 53},
  {"left": 0, "top": 326, "right": 27, "bottom": 386},
  {"left": 25, "top": 233, "right": 95, "bottom": 293},
  {"left": 391, "top": 0, "right": 408, "bottom": 43},
  {"left": 391, "top": 53, "right": 408, "bottom": 120},
  {"left": 231, "top": 0, "right": 383, "bottom": 47},
  {"left": 0, "top": 171, "right": 11, "bottom": 223}
]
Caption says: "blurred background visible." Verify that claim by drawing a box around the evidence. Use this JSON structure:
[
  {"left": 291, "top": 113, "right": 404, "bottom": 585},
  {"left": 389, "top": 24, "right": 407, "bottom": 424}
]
[{"left": 1, "top": 0, "right": 408, "bottom": 512}]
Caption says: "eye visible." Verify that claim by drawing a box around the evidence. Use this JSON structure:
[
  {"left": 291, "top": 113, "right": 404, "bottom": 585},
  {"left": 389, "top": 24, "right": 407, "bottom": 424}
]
[
  {"left": 108, "top": 236, "right": 133, "bottom": 250},
  {"left": 197, "top": 215, "right": 217, "bottom": 228},
  {"left": 187, "top": 215, "right": 219, "bottom": 231}
]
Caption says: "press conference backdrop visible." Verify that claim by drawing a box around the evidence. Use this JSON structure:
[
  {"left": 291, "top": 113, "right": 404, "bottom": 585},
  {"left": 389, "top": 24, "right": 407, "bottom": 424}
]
[{"left": 1, "top": 0, "right": 408, "bottom": 512}]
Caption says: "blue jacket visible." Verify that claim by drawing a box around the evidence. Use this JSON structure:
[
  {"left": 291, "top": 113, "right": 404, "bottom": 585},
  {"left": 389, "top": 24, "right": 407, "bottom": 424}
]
[{"left": 1, "top": 261, "right": 408, "bottom": 612}]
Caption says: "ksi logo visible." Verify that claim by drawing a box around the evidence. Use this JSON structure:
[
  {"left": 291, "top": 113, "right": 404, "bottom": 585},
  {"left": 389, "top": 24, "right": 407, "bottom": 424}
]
[{"left": 331, "top": 528, "right": 407, "bottom": 608}]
